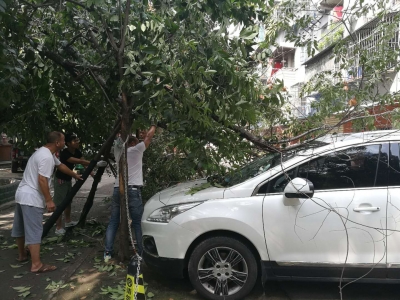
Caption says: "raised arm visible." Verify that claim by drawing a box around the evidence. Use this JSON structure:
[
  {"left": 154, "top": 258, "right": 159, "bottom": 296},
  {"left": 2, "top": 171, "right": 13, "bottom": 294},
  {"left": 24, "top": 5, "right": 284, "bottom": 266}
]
[{"left": 143, "top": 125, "right": 156, "bottom": 148}]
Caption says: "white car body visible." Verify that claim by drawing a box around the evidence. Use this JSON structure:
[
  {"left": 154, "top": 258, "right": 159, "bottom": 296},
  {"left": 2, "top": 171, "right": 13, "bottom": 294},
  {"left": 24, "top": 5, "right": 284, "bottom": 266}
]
[{"left": 142, "top": 130, "right": 400, "bottom": 300}]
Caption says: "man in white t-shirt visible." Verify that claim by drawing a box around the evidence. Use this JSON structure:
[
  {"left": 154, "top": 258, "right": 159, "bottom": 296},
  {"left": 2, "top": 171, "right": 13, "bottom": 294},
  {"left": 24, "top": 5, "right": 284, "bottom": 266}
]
[
  {"left": 104, "top": 125, "right": 156, "bottom": 261},
  {"left": 11, "top": 131, "right": 82, "bottom": 273}
]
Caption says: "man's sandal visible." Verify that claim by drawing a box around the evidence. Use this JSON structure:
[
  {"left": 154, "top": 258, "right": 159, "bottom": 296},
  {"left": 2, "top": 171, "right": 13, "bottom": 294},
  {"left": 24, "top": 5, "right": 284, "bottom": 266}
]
[{"left": 31, "top": 264, "right": 57, "bottom": 273}]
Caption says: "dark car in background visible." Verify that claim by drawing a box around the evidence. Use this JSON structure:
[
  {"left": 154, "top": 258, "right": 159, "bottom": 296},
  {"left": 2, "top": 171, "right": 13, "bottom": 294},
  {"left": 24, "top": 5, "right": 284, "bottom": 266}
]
[{"left": 11, "top": 145, "right": 30, "bottom": 173}]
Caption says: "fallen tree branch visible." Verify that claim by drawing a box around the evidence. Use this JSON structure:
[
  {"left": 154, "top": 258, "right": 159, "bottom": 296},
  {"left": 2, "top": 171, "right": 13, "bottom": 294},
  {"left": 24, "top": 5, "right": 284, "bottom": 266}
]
[
  {"left": 42, "top": 118, "right": 121, "bottom": 238},
  {"left": 162, "top": 85, "right": 280, "bottom": 153}
]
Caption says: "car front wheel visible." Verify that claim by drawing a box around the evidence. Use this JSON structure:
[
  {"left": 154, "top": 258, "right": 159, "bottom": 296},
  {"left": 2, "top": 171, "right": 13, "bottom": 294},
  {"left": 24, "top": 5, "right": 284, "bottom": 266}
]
[{"left": 188, "top": 236, "right": 258, "bottom": 300}]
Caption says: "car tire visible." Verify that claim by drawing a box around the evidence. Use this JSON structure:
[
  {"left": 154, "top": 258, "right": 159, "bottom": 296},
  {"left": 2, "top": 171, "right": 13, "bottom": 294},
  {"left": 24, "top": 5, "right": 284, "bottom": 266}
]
[
  {"left": 188, "top": 236, "right": 258, "bottom": 300},
  {"left": 11, "top": 161, "right": 18, "bottom": 173}
]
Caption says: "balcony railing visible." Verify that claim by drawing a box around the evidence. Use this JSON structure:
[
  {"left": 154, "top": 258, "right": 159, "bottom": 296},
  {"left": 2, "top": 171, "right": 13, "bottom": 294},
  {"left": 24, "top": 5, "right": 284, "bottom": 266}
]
[{"left": 346, "top": 13, "right": 400, "bottom": 80}]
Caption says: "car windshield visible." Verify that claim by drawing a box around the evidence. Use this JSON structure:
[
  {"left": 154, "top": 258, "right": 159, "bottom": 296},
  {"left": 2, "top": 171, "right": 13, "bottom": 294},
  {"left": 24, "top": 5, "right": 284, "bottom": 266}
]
[{"left": 222, "top": 140, "right": 328, "bottom": 187}]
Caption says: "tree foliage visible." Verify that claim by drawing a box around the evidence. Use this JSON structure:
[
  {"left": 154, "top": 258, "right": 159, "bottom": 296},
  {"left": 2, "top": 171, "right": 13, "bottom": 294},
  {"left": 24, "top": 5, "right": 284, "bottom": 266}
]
[
  {"left": 0, "top": 0, "right": 282, "bottom": 165},
  {"left": 2, "top": 1, "right": 400, "bottom": 162}
]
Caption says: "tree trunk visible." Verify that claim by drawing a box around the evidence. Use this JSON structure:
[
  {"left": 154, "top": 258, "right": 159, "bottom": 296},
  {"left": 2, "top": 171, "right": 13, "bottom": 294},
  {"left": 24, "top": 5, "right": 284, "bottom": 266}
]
[{"left": 118, "top": 91, "right": 133, "bottom": 261}]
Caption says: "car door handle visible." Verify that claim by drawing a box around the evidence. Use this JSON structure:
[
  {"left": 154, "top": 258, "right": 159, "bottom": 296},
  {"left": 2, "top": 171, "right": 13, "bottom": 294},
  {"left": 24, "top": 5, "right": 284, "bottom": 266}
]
[{"left": 353, "top": 206, "right": 380, "bottom": 212}]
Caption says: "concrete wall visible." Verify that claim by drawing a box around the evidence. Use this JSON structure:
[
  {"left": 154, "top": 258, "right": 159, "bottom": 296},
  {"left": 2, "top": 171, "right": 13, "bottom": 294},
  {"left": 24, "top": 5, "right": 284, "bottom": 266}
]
[
  {"left": 0, "top": 179, "right": 20, "bottom": 205},
  {"left": 304, "top": 50, "right": 336, "bottom": 82}
]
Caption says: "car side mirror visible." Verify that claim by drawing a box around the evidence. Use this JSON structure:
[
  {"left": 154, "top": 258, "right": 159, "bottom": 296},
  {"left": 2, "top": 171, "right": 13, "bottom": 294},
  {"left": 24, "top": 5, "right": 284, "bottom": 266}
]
[{"left": 284, "top": 177, "right": 314, "bottom": 199}]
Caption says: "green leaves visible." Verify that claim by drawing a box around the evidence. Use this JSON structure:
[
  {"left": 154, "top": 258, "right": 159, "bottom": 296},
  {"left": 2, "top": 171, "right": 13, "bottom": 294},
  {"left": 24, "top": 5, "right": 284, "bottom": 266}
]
[
  {"left": 1, "top": 243, "right": 17, "bottom": 250},
  {"left": 110, "top": 15, "right": 119, "bottom": 22},
  {"left": 99, "top": 284, "right": 125, "bottom": 298},
  {"left": 142, "top": 46, "right": 158, "bottom": 54},
  {"left": 55, "top": 252, "right": 75, "bottom": 263},
  {"left": 45, "top": 280, "right": 68, "bottom": 292},
  {"left": 94, "top": 257, "right": 122, "bottom": 277},
  {"left": 2, "top": 0, "right": 282, "bottom": 179},
  {"left": 236, "top": 100, "right": 248, "bottom": 106},
  {"left": 141, "top": 71, "right": 153, "bottom": 76},
  {"left": 239, "top": 26, "right": 259, "bottom": 40},
  {"left": 0, "top": 0, "right": 6, "bottom": 13},
  {"left": 12, "top": 286, "right": 31, "bottom": 298}
]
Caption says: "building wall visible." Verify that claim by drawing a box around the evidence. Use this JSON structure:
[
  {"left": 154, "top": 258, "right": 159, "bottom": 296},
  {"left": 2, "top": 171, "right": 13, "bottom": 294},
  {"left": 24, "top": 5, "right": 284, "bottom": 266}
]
[
  {"left": 344, "top": 0, "right": 400, "bottom": 38},
  {"left": 304, "top": 50, "right": 336, "bottom": 82},
  {"left": 342, "top": 104, "right": 399, "bottom": 133},
  {"left": 324, "top": 115, "right": 345, "bottom": 133}
]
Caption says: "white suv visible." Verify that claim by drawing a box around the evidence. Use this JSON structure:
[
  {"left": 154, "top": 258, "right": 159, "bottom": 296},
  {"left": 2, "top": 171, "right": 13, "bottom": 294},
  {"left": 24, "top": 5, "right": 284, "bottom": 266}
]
[{"left": 142, "top": 130, "right": 400, "bottom": 300}]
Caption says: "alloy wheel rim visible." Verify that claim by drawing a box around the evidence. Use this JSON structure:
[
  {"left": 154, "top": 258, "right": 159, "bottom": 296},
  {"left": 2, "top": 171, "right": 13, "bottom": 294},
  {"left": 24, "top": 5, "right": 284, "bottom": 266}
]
[{"left": 197, "top": 246, "right": 248, "bottom": 296}]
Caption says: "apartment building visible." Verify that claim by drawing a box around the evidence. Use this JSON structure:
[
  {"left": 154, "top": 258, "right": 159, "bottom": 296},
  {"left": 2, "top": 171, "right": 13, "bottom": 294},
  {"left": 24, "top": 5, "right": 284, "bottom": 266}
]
[{"left": 263, "top": 0, "right": 400, "bottom": 131}]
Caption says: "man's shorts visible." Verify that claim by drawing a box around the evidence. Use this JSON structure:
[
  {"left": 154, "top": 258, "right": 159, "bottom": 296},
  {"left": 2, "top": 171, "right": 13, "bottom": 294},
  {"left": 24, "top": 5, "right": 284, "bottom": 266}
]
[
  {"left": 53, "top": 178, "right": 72, "bottom": 206},
  {"left": 11, "top": 203, "right": 43, "bottom": 245}
]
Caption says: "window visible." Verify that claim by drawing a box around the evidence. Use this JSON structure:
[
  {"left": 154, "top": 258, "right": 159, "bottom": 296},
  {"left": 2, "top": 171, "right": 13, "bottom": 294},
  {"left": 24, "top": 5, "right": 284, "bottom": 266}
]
[
  {"left": 347, "top": 14, "right": 400, "bottom": 77},
  {"left": 227, "top": 141, "right": 328, "bottom": 188},
  {"left": 389, "top": 143, "right": 400, "bottom": 186},
  {"left": 299, "top": 144, "right": 388, "bottom": 190},
  {"left": 259, "top": 168, "right": 296, "bottom": 194}
]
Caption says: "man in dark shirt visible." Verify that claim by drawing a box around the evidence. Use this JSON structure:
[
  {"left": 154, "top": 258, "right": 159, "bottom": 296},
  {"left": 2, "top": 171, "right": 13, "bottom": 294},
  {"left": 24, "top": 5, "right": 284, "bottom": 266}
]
[{"left": 53, "top": 133, "right": 90, "bottom": 235}]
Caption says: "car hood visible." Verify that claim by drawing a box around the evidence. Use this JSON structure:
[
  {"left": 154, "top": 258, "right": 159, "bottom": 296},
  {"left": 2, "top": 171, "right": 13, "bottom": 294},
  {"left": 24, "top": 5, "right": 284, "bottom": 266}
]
[{"left": 158, "top": 179, "right": 225, "bottom": 205}]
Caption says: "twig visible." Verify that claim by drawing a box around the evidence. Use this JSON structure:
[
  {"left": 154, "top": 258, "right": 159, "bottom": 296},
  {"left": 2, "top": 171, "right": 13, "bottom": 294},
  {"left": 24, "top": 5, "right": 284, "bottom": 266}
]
[{"left": 88, "top": 69, "right": 119, "bottom": 114}]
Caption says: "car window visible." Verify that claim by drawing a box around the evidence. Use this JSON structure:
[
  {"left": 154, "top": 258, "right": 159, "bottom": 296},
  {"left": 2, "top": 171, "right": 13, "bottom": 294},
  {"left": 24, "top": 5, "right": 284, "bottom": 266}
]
[
  {"left": 265, "top": 168, "right": 296, "bottom": 194},
  {"left": 389, "top": 143, "right": 400, "bottom": 186},
  {"left": 299, "top": 144, "right": 388, "bottom": 190},
  {"left": 225, "top": 140, "right": 328, "bottom": 187},
  {"left": 376, "top": 143, "right": 389, "bottom": 187}
]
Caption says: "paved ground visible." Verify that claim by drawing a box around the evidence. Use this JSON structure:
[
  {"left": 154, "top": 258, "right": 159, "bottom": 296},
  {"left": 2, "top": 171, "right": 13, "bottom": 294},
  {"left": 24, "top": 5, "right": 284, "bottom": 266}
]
[{"left": 1, "top": 165, "right": 400, "bottom": 299}]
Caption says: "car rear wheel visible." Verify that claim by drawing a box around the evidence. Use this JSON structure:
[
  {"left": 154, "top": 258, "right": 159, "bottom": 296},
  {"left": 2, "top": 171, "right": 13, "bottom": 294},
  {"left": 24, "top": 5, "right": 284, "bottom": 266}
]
[{"left": 188, "top": 236, "right": 258, "bottom": 300}]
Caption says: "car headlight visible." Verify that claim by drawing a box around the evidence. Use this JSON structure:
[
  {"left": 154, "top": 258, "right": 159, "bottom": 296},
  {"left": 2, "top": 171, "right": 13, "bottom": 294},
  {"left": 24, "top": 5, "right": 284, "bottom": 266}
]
[{"left": 147, "top": 202, "right": 204, "bottom": 223}]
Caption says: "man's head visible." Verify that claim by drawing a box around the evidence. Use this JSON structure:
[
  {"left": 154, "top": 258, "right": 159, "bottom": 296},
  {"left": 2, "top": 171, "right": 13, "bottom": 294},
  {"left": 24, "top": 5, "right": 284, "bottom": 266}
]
[
  {"left": 138, "top": 130, "right": 146, "bottom": 140},
  {"left": 65, "top": 133, "right": 80, "bottom": 149},
  {"left": 47, "top": 131, "right": 65, "bottom": 150},
  {"left": 128, "top": 136, "right": 139, "bottom": 147}
]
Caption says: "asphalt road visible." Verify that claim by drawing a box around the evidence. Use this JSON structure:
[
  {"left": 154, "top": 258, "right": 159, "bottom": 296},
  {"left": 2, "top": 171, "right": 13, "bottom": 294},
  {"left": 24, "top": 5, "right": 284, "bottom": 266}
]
[
  {"left": 0, "top": 163, "right": 399, "bottom": 299},
  {"left": 262, "top": 280, "right": 400, "bottom": 300}
]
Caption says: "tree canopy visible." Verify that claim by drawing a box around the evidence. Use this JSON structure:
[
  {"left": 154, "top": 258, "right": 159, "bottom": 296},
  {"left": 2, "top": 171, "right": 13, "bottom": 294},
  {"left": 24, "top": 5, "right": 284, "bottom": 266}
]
[
  {"left": 1, "top": 0, "right": 400, "bottom": 171},
  {"left": 0, "top": 0, "right": 284, "bottom": 173}
]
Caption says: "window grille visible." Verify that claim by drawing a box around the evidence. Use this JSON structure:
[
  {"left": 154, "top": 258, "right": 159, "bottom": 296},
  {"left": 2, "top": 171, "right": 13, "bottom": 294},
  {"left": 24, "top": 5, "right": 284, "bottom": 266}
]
[{"left": 347, "top": 13, "right": 400, "bottom": 80}]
